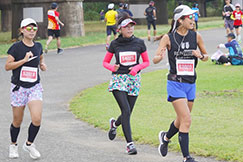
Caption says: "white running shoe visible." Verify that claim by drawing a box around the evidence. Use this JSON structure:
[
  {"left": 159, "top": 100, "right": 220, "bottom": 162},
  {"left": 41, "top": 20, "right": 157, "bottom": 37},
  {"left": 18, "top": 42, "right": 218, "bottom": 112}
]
[
  {"left": 23, "top": 143, "right": 41, "bottom": 159},
  {"left": 9, "top": 144, "right": 19, "bottom": 159}
]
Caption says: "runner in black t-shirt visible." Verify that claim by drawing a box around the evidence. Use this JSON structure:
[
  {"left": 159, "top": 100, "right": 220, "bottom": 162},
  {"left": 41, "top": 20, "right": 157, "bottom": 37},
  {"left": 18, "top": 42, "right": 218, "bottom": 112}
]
[
  {"left": 153, "top": 5, "right": 208, "bottom": 162},
  {"left": 103, "top": 14, "right": 149, "bottom": 155},
  {"left": 5, "top": 18, "right": 47, "bottom": 160},
  {"left": 144, "top": 1, "right": 157, "bottom": 41},
  {"left": 123, "top": 3, "right": 133, "bottom": 17},
  {"left": 222, "top": 0, "right": 235, "bottom": 34}
]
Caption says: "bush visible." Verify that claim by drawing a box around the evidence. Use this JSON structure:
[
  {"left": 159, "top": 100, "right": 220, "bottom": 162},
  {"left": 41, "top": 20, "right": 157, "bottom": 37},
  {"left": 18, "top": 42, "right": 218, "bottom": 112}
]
[
  {"left": 83, "top": 2, "right": 109, "bottom": 21},
  {"left": 84, "top": 10, "right": 100, "bottom": 21}
]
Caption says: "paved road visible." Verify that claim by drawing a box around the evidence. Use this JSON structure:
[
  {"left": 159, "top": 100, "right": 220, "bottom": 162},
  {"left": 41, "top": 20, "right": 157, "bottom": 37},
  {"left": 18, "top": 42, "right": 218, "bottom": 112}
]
[{"left": 0, "top": 28, "right": 229, "bottom": 162}]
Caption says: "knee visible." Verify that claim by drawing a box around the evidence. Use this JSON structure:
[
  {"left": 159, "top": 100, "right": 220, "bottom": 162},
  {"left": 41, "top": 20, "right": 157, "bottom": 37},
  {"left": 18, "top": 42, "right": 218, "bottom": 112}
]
[
  {"left": 12, "top": 120, "right": 22, "bottom": 127},
  {"left": 13, "top": 117, "right": 23, "bottom": 127},
  {"left": 180, "top": 116, "right": 191, "bottom": 128},
  {"left": 122, "top": 109, "right": 131, "bottom": 117},
  {"left": 32, "top": 117, "right": 42, "bottom": 126}
]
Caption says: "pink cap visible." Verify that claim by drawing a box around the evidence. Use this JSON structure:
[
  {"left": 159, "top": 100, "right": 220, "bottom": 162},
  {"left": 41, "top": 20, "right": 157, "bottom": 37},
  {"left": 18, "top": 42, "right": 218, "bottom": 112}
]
[{"left": 235, "top": 3, "right": 241, "bottom": 7}]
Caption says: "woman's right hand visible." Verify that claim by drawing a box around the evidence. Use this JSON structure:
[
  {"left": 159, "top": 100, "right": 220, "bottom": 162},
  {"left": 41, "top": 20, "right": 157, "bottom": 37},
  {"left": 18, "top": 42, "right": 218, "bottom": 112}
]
[
  {"left": 24, "top": 51, "right": 34, "bottom": 62},
  {"left": 113, "top": 64, "right": 120, "bottom": 72}
]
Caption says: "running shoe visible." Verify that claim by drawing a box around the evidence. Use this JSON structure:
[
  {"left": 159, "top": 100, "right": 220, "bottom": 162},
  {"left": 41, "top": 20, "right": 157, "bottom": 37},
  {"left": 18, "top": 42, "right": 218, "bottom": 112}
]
[
  {"left": 9, "top": 144, "right": 19, "bottom": 159},
  {"left": 44, "top": 48, "right": 48, "bottom": 54},
  {"left": 158, "top": 131, "right": 170, "bottom": 157},
  {"left": 148, "top": 36, "right": 151, "bottom": 41},
  {"left": 223, "top": 62, "right": 231, "bottom": 66},
  {"left": 126, "top": 142, "right": 137, "bottom": 155},
  {"left": 108, "top": 118, "right": 117, "bottom": 140},
  {"left": 23, "top": 143, "right": 41, "bottom": 159},
  {"left": 183, "top": 156, "right": 198, "bottom": 162},
  {"left": 57, "top": 48, "right": 64, "bottom": 54}
]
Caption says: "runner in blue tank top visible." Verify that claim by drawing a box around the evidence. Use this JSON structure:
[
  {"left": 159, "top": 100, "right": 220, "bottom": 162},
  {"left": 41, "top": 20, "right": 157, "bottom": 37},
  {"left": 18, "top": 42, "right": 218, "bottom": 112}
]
[{"left": 153, "top": 5, "right": 208, "bottom": 162}]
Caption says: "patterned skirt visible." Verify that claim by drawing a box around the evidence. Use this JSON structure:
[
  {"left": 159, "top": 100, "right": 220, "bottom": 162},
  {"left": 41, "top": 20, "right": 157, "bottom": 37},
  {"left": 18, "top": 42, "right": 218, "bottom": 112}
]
[{"left": 108, "top": 73, "right": 141, "bottom": 96}]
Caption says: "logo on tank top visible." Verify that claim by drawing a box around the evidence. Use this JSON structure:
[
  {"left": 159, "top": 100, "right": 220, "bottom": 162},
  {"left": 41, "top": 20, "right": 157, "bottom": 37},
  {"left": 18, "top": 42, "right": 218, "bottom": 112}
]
[{"left": 181, "top": 42, "right": 190, "bottom": 49}]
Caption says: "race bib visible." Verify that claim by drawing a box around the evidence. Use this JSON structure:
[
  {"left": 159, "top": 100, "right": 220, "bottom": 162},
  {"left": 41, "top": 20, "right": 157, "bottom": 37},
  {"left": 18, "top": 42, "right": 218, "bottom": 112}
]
[
  {"left": 20, "top": 66, "right": 38, "bottom": 83},
  {"left": 235, "top": 13, "right": 241, "bottom": 20},
  {"left": 119, "top": 51, "right": 137, "bottom": 66},
  {"left": 176, "top": 59, "right": 195, "bottom": 76}
]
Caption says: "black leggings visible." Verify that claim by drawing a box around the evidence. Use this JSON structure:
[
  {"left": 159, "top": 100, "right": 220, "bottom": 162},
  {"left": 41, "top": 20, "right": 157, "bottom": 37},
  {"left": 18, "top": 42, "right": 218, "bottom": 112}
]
[{"left": 112, "top": 90, "right": 137, "bottom": 143}]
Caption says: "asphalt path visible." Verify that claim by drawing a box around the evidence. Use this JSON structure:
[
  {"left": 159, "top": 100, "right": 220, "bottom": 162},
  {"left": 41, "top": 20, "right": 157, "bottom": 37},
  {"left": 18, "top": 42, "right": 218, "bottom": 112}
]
[{"left": 0, "top": 28, "right": 230, "bottom": 162}]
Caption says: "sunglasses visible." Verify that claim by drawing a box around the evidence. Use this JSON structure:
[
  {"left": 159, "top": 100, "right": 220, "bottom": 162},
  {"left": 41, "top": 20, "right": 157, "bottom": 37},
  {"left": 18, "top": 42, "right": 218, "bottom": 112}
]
[
  {"left": 24, "top": 26, "right": 38, "bottom": 31},
  {"left": 184, "top": 14, "right": 195, "bottom": 19}
]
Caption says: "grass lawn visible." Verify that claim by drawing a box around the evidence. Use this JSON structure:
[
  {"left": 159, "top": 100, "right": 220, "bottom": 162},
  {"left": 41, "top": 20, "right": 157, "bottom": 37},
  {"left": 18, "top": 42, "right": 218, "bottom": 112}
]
[
  {"left": 0, "top": 17, "right": 224, "bottom": 56},
  {"left": 70, "top": 61, "right": 243, "bottom": 162}
]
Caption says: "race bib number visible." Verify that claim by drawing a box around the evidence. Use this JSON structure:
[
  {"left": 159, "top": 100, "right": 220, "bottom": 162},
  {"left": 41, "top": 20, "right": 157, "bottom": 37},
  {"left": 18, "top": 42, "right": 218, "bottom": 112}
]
[
  {"left": 20, "top": 66, "right": 38, "bottom": 83},
  {"left": 119, "top": 51, "right": 137, "bottom": 66},
  {"left": 176, "top": 59, "right": 195, "bottom": 76}
]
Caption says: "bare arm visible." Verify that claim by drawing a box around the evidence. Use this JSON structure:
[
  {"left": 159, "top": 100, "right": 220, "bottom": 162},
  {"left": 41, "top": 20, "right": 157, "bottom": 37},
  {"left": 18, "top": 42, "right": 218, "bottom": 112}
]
[
  {"left": 192, "top": 32, "right": 208, "bottom": 61},
  {"left": 153, "top": 9, "right": 156, "bottom": 19},
  {"left": 40, "top": 54, "right": 47, "bottom": 71},
  {"left": 56, "top": 17, "right": 64, "bottom": 26},
  {"left": 153, "top": 34, "right": 170, "bottom": 64},
  {"left": 222, "top": 11, "right": 226, "bottom": 16},
  {"left": 5, "top": 52, "right": 33, "bottom": 71}
]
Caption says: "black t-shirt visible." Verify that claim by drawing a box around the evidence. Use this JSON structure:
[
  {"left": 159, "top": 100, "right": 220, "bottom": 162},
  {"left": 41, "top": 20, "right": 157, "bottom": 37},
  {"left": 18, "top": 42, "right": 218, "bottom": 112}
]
[
  {"left": 167, "top": 30, "right": 198, "bottom": 84},
  {"left": 123, "top": 9, "right": 133, "bottom": 17},
  {"left": 223, "top": 4, "right": 234, "bottom": 20},
  {"left": 7, "top": 41, "right": 43, "bottom": 88},
  {"left": 108, "top": 35, "right": 146, "bottom": 74},
  {"left": 145, "top": 6, "right": 156, "bottom": 21}
]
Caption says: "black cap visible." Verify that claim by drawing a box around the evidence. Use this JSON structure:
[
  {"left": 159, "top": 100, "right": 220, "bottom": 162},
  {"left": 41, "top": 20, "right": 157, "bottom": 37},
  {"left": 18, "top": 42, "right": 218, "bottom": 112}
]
[
  {"left": 51, "top": 2, "right": 58, "bottom": 9},
  {"left": 119, "top": 3, "right": 123, "bottom": 7},
  {"left": 226, "top": 33, "right": 235, "bottom": 39}
]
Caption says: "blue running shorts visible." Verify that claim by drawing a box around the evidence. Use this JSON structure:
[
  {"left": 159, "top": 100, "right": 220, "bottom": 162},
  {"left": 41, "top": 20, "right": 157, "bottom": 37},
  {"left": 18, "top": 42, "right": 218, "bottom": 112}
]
[{"left": 167, "top": 80, "right": 196, "bottom": 102}]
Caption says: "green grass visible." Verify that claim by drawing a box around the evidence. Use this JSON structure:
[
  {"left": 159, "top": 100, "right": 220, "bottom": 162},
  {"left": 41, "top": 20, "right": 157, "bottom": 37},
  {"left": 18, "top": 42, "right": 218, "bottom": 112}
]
[
  {"left": 70, "top": 62, "right": 243, "bottom": 162},
  {"left": 0, "top": 17, "right": 224, "bottom": 56}
]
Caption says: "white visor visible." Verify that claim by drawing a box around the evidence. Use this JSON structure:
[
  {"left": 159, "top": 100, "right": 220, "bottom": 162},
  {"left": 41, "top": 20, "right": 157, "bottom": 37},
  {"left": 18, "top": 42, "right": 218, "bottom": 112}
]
[{"left": 118, "top": 19, "right": 136, "bottom": 29}]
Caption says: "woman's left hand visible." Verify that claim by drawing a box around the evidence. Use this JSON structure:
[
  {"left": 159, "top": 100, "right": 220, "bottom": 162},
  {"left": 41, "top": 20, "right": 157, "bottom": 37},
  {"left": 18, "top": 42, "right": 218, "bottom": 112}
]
[
  {"left": 192, "top": 50, "right": 203, "bottom": 59},
  {"left": 129, "top": 67, "right": 137, "bottom": 76},
  {"left": 40, "top": 63, "right": 47, "bottom": 71}
]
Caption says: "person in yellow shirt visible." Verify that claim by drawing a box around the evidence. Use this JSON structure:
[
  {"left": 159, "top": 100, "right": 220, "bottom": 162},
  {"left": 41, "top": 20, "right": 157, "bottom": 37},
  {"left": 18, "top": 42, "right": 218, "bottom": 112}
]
[{"left": 105, "top": 3, "right": 118, "bottom": 50}]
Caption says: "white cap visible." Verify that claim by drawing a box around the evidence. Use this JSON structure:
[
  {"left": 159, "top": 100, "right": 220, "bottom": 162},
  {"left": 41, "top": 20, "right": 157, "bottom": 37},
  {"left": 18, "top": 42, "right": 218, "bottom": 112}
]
[
  {"left": 20, "top": 18, "right": 37, "bottom": 28},
  {"left": 108, "top": 3, "right": 114, "bottom": 9},
  {"left": 172, "top": 5, "right": 197, "bottom": 31},
  {"left": 118, "top": 18, "right": 136, "bottom": 29},
  {"left": 235, "top": 3, "right": 241, "bottom": 7}
]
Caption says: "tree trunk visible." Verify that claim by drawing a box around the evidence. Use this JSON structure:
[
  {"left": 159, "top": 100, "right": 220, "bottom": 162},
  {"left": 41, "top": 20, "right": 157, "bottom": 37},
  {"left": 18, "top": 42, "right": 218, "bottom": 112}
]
[
  {"left": 154, "top": 0, "right": 168, "bottom": 24},
  {"left": 198, "top": 0, "right": 207, "bottom": 17}
]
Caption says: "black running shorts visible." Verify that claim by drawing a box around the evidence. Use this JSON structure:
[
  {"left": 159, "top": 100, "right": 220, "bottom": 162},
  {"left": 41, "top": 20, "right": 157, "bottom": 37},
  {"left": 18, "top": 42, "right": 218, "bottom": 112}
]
[{"left": 48, "top": 29, "right": 60, "bottom": 38}]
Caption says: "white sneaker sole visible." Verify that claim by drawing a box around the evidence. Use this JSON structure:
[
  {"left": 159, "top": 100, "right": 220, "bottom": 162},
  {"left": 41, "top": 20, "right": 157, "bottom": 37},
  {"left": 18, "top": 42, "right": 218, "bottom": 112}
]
[
  {"left": 23, "top": 145, "right": 40, "bottom": 160},
  {"left": 158, "top": 131, "right": 164, "bottom": 144},
  {"left": 109, "top": 117, "right": 115, "bottom": 129},
  {"left": 9, "top": 155, "right": 19, "bottom": 159},
  {"left": 158, "top": 131, "right": 165, "bottom": 157}
]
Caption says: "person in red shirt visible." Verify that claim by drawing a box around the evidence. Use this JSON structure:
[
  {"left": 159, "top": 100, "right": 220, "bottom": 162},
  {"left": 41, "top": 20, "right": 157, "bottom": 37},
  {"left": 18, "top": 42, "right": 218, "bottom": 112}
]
[
  {"left": 231, "top": 3, "right": 243, "bottom": 43},
  {"left": 45, "top": 2, "right": 64, "bottom": 54}
]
